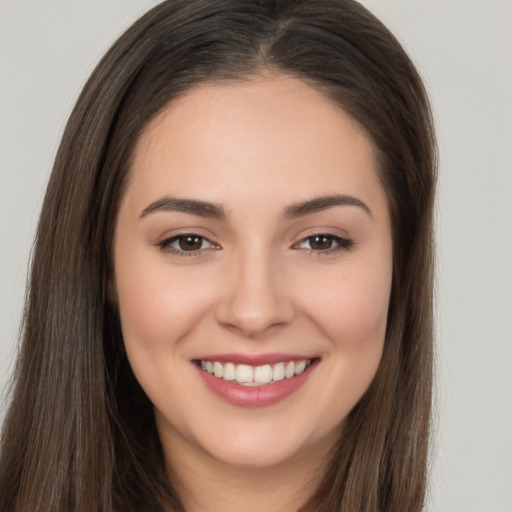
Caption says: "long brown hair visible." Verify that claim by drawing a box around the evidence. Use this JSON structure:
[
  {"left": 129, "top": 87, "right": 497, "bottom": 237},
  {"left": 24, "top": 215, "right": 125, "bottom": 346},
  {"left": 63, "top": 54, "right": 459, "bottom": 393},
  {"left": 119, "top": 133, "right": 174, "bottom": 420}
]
[{"left": 0, "top": 1, "right": 436, "bottom": 510}]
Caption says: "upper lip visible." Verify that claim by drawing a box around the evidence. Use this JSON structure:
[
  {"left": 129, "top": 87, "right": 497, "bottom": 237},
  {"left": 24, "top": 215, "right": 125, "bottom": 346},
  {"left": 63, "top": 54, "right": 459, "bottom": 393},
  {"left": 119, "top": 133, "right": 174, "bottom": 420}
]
[{"left": 193, "top": 353, "right": 317, "bottom": 366}]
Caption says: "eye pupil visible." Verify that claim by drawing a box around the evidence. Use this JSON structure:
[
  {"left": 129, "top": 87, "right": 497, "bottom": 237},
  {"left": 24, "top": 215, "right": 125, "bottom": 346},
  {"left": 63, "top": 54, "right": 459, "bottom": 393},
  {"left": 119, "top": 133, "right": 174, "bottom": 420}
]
[
  {"left": 310, "top": 235, "right": 333, "bottom": 251},
  {"left": 179, "top": 235, "right": 203, "bottom": 251}
]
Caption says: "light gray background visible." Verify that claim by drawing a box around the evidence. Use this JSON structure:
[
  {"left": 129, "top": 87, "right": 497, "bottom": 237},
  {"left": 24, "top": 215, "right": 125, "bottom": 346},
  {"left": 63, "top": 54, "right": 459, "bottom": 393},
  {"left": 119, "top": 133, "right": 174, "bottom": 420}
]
[{"left": 1, "top": 1, "right": 511, "bottom": 511}]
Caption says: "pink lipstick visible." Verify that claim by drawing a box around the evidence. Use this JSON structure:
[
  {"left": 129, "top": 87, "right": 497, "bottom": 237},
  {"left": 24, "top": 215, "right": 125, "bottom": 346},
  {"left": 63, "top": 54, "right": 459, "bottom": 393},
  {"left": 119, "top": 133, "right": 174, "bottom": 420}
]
[{"left": 193, "top": 355, "right": 318, "bottom": 407}]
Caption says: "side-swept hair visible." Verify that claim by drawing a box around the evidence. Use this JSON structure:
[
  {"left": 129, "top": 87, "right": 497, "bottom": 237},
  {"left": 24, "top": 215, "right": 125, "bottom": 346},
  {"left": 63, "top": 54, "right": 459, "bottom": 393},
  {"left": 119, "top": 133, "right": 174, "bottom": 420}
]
[{"left": 0, "top": 1, "right": 436, "bottom": 510}]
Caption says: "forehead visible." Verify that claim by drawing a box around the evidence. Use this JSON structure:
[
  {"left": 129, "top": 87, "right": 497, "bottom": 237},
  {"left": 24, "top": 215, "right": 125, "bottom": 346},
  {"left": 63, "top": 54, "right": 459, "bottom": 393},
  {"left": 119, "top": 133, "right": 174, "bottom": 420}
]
[{"left": 126, "top": 75, "right": 383, "bottom": 217}]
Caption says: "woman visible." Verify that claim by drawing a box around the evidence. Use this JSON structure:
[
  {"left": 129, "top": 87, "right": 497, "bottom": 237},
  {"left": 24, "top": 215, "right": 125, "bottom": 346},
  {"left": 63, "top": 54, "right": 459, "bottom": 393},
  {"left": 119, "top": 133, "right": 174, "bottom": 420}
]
[{"left": 0, "top": 0, "right": 436, "bottom": 511}]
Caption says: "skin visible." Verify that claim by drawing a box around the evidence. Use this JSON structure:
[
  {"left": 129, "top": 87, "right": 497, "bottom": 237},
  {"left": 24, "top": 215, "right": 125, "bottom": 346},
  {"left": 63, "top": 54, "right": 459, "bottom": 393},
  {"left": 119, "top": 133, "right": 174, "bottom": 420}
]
[{"left": 113, "top": 74, "right": 393, "bottom": 512}]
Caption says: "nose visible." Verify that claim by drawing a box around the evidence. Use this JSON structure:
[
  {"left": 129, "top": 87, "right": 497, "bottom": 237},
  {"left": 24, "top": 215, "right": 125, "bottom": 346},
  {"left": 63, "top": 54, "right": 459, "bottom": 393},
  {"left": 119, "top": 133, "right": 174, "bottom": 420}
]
[{"left": 215, "top": 246, "right": 295, "bottom": 338}]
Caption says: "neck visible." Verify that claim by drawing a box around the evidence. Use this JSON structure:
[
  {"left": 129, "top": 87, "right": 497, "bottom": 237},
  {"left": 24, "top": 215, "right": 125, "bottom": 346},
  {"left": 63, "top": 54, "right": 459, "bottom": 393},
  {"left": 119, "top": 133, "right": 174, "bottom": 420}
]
[{"left": 161, "top": 431, "right": 335, "bottom": 512}]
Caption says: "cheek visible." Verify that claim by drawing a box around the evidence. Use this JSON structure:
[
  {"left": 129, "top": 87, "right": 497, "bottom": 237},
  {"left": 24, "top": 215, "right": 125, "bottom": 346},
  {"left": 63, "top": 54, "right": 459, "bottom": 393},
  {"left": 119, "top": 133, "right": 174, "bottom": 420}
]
[
  {"left": 113, "top": 258, "right": 220, "bottom": 417},
  {"left": 114, "top": 250, "right": 213, "bottom": 359},
  {"left": 299, "top": 258, "right": 392, "bottom": 427},
  {"left": 302, "top": 258, "right": 392, "bottom": 350}
]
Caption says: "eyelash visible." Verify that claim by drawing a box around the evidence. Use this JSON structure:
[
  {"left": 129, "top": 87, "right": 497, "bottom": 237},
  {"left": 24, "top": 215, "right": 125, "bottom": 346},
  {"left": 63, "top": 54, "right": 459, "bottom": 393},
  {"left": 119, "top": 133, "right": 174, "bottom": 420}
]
[
  {"left": 157, "top": 233, "right": 353, "bottom": 257},
  {"left": 157, "top": 234, "right": 219, "bottom": 257},
  {"left": 293, "top": 234, "right": 354, "bottom": 256}
]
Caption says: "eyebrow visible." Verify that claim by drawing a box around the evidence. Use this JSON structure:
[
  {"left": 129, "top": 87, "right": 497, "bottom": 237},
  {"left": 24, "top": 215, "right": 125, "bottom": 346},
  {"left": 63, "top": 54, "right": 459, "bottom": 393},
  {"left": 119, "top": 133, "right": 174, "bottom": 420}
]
[
  {"left": 140, "top": 196, "right": 226, "bottom": 219},
  {"left": 282, "top": 194, "right": 372, "bottom": 219},
  {"left": 140, "top": 193, "right": 372, "bottom": 221}
]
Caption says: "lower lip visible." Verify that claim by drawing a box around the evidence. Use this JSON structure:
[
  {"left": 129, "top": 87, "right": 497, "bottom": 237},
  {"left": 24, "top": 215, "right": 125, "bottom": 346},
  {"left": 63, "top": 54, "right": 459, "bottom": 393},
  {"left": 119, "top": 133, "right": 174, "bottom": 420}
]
[{"left": 195, "top": 360, "right": 318, "bottom": 408}]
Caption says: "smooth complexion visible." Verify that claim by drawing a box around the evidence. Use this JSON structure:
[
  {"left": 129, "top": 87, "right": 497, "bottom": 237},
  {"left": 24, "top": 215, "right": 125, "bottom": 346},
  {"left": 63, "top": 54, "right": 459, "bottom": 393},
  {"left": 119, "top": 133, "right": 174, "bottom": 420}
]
[{"left": 113, "top": 75, "right": 393, "bottom": 512}]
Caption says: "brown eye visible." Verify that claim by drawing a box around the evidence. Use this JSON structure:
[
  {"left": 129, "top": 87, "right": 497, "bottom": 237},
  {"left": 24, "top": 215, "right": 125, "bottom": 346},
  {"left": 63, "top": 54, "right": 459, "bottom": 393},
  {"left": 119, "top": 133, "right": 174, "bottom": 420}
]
[
  {"left": 309, "top": 235, "right": 335, "bottom": 251},
  {"left": 158, "top": 234, "right": 217, "bottom": 255},
  {"left": 295, "top": 234, "right": 353, "bottom": 254},
  {"left": 178, "top": 235, "right": 204, "bottom": 251}
]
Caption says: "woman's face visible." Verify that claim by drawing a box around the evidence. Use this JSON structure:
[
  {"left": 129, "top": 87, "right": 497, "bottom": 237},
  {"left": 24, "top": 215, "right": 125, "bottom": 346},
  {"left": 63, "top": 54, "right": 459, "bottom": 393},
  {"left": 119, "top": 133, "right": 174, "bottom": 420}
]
[{"left": 113, "top": 75, "right": 393, "bottom": 470}]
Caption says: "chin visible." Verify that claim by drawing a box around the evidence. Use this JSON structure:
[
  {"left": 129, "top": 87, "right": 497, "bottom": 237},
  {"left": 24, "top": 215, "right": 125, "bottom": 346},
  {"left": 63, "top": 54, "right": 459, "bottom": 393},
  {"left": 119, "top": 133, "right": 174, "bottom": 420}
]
[
  {"left": 193, "top": 418, "right": 336, "bottom": 471},
  {"left": 212, "top": 441, "right": 297, "bottom": 468}
]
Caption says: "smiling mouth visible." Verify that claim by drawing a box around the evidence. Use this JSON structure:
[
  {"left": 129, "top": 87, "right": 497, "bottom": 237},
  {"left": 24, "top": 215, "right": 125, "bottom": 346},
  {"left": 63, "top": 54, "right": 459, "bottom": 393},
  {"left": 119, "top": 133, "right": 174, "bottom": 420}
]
[{"left": 196, "top": 359, "right": 314, "bottom": 386}]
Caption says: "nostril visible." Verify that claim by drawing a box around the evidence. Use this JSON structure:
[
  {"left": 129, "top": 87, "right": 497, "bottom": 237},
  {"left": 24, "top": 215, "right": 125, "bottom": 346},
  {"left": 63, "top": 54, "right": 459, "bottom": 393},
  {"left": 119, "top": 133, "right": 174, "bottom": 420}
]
[{"left": 216, "top": 299, "right": 295, "bottom": 337}]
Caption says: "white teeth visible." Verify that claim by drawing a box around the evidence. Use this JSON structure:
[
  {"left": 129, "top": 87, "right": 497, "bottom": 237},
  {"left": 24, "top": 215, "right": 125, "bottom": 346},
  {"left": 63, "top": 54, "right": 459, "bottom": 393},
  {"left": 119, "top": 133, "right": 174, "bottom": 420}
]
[
  {"left": 199, "top": 359, "right": 312, "bottom": 385},
  {"left": 223, "top": 362, "right": 236, "bottom": 381},
  {"left": 235, "top": 364, "right": 253, "bottom": 383},
  {"left": 272, "top": 362, "right": 285, "bottom": 381},
  {"left": 295, "top": 360, "right": 306, "bottom": 374},
  {"left": 254, "top": 364, "right": 273, "bottom": 384},
  {"left": 213, "top": 362, "right": 223, "bottom": 378}
]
